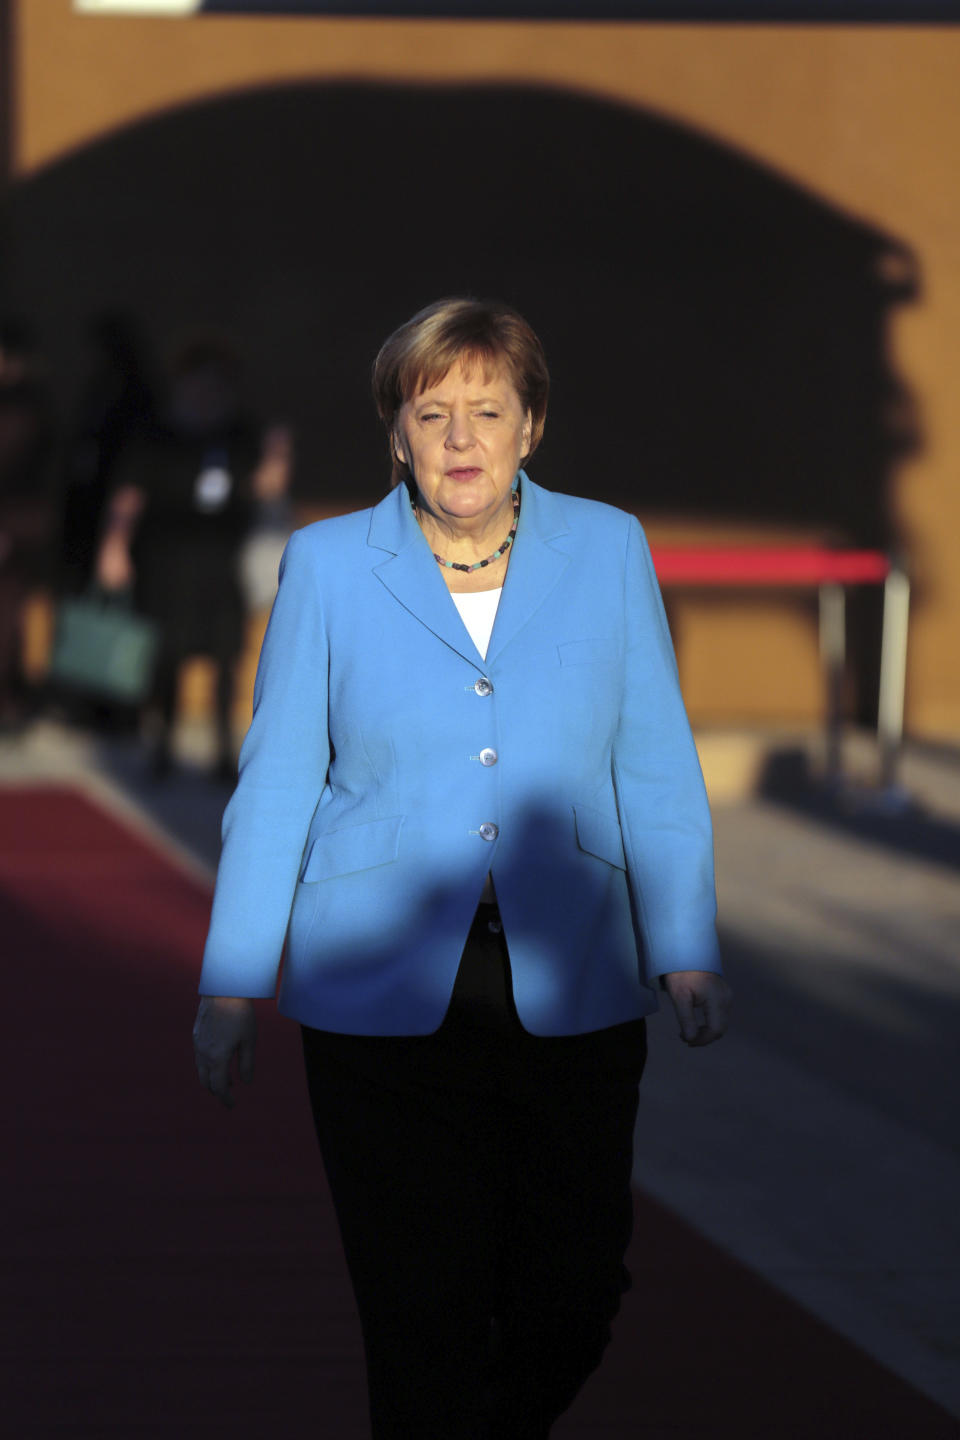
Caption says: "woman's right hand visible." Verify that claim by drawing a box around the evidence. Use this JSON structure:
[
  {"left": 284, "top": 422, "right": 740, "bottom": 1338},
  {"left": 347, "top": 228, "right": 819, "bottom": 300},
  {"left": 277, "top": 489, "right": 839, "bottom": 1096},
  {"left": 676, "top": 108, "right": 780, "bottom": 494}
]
[{"left": 193, "top": 996, "right": 257, "bottom": 1108}]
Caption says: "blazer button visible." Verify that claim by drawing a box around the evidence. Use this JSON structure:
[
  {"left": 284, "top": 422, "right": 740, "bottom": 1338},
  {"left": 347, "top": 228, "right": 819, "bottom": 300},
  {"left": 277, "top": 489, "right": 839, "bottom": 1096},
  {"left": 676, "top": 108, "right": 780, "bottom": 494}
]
[
  {"left": 478, "top": 822, "right": 499, "bottom": 842},
  {"left": 479, "top": 747, "right": 498, "bottom": 766},
  {"left": 474, "top": 677, "right": 494, "bottom": 696}
]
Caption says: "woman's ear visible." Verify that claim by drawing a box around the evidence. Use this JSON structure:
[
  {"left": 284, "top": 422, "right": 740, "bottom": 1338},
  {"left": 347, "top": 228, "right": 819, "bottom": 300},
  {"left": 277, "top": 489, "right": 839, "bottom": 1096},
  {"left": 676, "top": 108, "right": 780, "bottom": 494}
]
[
  {"left": 521, "top": 409, "right": 533, "bottom": 459},
  {"left": 391, "top": 427, "right": 408, "bottom": 468}
]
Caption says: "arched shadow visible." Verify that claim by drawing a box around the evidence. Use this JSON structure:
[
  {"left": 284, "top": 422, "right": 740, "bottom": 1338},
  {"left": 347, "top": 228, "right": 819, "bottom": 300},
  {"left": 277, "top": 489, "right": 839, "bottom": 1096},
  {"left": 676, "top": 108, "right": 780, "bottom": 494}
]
[{"left": 0, "top": 80, "right": 921, "bottom": 713}]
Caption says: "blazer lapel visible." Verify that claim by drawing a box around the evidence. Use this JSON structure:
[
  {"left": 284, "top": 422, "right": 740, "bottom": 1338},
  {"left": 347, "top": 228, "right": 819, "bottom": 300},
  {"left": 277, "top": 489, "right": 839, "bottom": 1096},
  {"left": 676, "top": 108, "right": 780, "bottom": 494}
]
[
  {"left": 367, "top": 474, "right": 571, "bottom": 670},
  {"left": 485, "top": 474, "right": 571, "bottom": 666},
  {"left": 368, "top": 483, "right": 485, "bottom": 665}
]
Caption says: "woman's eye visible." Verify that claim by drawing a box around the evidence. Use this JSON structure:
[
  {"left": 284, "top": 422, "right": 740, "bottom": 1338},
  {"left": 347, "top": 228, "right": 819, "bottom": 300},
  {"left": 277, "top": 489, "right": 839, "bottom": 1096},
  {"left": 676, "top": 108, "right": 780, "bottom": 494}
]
[
  {"left": 478, "top": 410, "right": 500, "bottom": 420},
  {"left": 419, "top": 412, "right": 444, "bottom": 423}
]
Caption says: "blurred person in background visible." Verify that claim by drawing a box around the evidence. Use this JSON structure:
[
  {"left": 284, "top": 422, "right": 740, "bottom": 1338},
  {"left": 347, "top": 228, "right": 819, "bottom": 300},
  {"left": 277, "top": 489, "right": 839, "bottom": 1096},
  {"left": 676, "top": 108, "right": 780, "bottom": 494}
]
[
  {"left": 0, "top": 318, "right": 56, "bottom": 732},
  {"left": 193, "top": 298, "right": 730, "bottom": 1438},
  {"left": 101, "top": 338, "right": 258, "bottom": 779},
  {"left": 237, "top": 421, "right": 296, "bottom": 616},
  {"left": 60, "top": 311, "right": 157, "bottom": 597}
]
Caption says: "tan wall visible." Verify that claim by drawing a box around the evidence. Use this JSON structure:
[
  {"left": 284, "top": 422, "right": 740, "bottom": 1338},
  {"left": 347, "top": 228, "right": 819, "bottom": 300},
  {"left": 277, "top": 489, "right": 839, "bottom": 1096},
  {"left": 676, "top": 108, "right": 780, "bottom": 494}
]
[{"left": 11, "top": 3, "right": 960, "bottom": 738}]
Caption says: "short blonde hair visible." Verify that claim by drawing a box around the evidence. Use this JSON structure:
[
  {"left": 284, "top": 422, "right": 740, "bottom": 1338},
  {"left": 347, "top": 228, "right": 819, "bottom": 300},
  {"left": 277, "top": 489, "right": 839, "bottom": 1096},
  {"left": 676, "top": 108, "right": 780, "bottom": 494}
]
[{"left": 372, "top": 297, "right": 549, "bottom": 486}]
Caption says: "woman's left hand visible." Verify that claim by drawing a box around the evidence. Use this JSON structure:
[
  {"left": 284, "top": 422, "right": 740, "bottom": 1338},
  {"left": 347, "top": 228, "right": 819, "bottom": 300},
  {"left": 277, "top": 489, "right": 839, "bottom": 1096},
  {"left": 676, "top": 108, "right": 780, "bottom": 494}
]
[
  {"left": 193, "top": 996, "right": 257, "bottom": 1107},
  {"left": 662, "top": 970, "right": 732, "bottom": 1047}
]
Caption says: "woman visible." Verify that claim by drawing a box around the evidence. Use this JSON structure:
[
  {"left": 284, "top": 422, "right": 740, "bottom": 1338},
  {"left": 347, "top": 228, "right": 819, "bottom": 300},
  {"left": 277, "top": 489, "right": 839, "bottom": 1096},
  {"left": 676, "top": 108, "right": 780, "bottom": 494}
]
[{"left": 194, "top": 298, "right": 730, "bottom": 1438}]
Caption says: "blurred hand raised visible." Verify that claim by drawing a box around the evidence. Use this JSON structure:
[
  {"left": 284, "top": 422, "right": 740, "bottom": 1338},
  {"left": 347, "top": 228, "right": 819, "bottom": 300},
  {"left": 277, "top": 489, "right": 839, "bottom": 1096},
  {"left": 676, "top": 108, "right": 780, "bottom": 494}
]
[
  {"left": 95, "top": 532, "right": 135, "bottom": 590},
  {"left": 193, "top": 996, "right": 257, "bottom": 1108}
]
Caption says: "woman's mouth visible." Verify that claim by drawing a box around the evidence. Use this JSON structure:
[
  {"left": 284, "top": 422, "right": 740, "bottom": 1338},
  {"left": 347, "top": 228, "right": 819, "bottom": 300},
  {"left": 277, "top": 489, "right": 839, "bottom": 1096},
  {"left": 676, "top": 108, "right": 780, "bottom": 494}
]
[{"left": 445, "top": 467, "right": 482, "bottom": 481}]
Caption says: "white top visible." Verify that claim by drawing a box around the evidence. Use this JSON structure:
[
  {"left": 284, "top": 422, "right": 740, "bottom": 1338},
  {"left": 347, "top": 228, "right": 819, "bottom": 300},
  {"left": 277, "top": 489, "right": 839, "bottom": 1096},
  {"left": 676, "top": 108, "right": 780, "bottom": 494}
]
[{"left": 451, "top": 587, "right": 502, "bottom": 661}]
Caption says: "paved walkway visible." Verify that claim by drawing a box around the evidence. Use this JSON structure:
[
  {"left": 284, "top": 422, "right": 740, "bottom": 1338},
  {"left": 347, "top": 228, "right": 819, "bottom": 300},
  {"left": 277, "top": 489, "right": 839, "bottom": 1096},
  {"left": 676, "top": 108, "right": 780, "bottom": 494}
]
[
  {"left": 4, "top": 718, "right": 959, "bottom": 1422},
  {"left": 641, "top": 795, "right": 960, "bottom": 1419}
]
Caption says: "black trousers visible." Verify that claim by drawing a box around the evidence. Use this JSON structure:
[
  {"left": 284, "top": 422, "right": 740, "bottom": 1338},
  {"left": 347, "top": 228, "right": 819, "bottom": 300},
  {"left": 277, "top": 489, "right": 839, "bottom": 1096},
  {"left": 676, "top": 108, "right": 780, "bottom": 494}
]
[{"left": 302, "top": 903, "right": 647, "bottom": 1439}]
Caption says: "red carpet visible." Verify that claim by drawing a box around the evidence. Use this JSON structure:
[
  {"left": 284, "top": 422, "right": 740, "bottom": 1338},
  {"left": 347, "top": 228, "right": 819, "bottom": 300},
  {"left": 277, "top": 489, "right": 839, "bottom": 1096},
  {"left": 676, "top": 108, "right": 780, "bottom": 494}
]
[{"left": 2, "top": 785, "right": 956, "bottom": 1438}]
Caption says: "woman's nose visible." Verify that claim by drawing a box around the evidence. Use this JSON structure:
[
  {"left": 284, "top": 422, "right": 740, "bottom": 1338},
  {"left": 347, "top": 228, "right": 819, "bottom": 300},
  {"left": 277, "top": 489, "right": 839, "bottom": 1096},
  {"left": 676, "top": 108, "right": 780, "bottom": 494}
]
[{"left": 446, "top": 409, "right": 476, "bottom": 449}]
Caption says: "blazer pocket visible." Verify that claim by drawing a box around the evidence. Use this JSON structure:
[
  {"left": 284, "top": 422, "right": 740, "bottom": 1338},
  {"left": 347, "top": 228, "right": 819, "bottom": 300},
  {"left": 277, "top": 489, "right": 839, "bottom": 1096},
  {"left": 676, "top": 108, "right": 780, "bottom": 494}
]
[
  {"left": 573, "top": 803, "right": 626, "bottom": 871},
  {"left": 558, "top": 638, "right": 617, "bottom": 665},
  {"left": 301, "top": 814, "right": 405, "bottom": 883}
]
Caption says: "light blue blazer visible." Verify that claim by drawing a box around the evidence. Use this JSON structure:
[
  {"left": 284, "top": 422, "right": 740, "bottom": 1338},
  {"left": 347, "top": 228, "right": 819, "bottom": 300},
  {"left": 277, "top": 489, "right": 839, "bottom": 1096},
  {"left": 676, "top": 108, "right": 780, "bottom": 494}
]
[{"left": 199, "top": 472, "right": 722, "bottom": 1035}]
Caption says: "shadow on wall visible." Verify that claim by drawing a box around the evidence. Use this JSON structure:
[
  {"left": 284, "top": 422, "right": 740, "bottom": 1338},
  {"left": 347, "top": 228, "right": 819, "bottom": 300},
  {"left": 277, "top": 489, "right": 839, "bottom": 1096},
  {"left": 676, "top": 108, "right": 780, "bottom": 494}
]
[{"left": 0, "top": 81, "right": 921, "bottom": 707}]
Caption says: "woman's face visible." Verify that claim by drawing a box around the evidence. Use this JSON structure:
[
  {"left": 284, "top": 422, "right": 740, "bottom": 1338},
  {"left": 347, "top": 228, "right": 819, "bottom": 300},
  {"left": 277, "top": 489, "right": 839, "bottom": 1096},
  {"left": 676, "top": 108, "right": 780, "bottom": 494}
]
[{"left": 393, "top": 358, "right": 532, "bottom": 530}]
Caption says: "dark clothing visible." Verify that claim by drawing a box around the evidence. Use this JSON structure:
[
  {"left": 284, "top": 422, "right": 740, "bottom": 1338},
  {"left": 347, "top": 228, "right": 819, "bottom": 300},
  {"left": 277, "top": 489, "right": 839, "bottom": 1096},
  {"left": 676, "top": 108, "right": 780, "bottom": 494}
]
[
  {"left": 60, "top": 357, "right": 155, "bottom": 594},
  {"left": 114, "top": 419, "right": 257, "bottom": 765},
  {"left": 123, "top": 423, "right": 256, "bottom": 659},
  {"left": 0, "top": 376, "right": 54, "bottom": 584},
  {"left": 302, "top": 903, "right": 646, "bottom": 1439},
  {"left": 0, "top": 376, "right": 55, "bottom": 715}
]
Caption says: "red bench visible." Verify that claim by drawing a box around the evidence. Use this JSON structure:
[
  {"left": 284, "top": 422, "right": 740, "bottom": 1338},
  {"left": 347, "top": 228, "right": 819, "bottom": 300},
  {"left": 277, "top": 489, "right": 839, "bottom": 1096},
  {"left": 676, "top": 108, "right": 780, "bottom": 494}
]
[{"left": 649, "top": 546, "right": 909, "bottom": 790}]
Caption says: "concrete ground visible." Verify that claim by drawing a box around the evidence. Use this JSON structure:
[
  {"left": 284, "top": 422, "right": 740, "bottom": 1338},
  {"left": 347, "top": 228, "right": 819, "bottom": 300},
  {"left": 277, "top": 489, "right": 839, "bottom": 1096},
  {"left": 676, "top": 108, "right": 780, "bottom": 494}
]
[{"left": 4, "top": 716, "right": 959, "bottom": 1421}]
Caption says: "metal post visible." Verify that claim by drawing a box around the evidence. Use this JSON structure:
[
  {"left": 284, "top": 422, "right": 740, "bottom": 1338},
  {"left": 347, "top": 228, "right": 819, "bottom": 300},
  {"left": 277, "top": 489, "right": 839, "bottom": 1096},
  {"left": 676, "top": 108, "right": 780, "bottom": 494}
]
[
  {"left": 818, "top": 582, "right": 846, "bottom": 787},
  {"left": 877, "top": 564, "right": 910, "bottom": 792}
]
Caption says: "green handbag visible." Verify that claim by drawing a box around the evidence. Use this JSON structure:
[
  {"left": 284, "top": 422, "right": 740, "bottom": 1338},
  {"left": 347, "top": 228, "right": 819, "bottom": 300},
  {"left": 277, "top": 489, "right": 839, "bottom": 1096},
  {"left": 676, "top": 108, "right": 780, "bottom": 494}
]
[{"left": 49, "top": 590, "right": 159, "bottom": 705}]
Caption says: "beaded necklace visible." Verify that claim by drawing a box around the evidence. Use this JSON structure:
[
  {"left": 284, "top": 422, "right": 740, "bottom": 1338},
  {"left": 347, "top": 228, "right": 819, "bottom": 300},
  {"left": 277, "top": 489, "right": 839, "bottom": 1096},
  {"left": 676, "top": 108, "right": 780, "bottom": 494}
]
[{"left": 416, "top": 486, "right": 520, "bottom": 573}]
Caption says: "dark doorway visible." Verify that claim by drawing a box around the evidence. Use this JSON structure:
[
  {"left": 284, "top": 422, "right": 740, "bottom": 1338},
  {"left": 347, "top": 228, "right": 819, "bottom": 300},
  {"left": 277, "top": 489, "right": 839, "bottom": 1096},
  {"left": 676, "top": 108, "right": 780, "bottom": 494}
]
[{"left": 0, "top": 80, "right": 921, "bottom": 714}]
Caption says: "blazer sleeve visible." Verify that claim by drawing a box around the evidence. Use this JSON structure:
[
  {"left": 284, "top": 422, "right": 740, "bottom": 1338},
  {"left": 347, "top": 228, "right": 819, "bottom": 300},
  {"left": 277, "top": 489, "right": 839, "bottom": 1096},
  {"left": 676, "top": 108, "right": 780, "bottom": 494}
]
[
  {"left": 198, "top": 527, "right": 330, "bottom": 997},
  {"left": 613, "top": 516, "right": 723, "bottom": 981}
]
